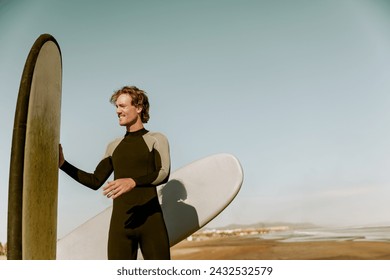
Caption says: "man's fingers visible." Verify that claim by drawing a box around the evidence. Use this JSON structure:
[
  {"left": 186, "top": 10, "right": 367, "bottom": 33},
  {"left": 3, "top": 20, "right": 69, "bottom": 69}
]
[
  {"left": 103, "top": 181, "right": 114, "bottom": 191},
  {"left": 112, "top": 188, "right": 124, "bottom": 199},
  {"left": 103, "top": 178, "right": 134, "bottom": 199},
  {"left": 103, "top": 182, "right": 116, "bottom": 196},
  {"left": 106, "top": 187, "right": 118, "bottom": 198}
]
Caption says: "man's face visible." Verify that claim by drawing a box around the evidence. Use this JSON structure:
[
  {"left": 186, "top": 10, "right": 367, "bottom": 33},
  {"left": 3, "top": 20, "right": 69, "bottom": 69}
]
[{"left": 115, "top": 94, "right": 141, "bottom": 128}]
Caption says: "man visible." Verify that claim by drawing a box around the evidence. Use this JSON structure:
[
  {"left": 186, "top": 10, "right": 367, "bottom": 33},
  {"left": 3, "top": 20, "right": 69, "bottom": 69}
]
[{"left": 59, "top": 86, "right": 171, "bottom": 259}]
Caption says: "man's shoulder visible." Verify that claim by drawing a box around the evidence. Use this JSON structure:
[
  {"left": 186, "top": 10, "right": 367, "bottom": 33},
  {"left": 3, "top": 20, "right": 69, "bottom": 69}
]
[
  {"left": 108, "top": 136, "right": 124, "bottom": 146},
  {"left": 147, "top": 131, "right": 167, "bottom": 138},
  {"left": 145, "top": 131, "right": 169, "bottom": 142},
  {"left": 144, "top": 131, "right": 169, "bottom": 149},
  {"left": 104, "top": 136, "right": 124, "bottom": 157}
]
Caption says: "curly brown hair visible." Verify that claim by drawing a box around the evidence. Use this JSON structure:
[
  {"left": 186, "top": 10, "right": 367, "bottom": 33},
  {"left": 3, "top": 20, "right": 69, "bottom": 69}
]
[{"left": 110, "top": 86, "right": 150, "bottom": 123}]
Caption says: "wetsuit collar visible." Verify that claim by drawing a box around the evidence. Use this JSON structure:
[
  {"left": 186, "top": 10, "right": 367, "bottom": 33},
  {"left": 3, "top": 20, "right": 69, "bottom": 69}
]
[{"left": 125, "top": 128, "right": 148, "bottom": 137}]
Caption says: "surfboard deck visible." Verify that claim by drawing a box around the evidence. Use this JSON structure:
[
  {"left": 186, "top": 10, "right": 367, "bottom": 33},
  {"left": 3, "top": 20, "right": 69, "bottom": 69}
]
[
  {"left": 57, "top": 153, "right": 243, "bottom": 259},
  {"left": 7, "top": 34, "right": 62, "bottom": 260}
]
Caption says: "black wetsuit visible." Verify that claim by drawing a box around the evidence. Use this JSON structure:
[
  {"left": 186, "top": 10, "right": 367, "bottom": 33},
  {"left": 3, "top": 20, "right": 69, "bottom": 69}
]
[{"left": 60, "top": 128, "right": 170, "bottom": 259}]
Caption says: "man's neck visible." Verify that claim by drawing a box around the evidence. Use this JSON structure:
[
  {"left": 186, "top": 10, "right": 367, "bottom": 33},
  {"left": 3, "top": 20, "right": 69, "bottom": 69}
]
[{"left": 127, "top": 122, "right": 144, "bottom": 132}]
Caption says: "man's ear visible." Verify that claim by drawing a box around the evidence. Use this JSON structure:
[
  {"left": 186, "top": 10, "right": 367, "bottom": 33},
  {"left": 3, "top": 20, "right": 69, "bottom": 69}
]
[{"left": 136, "top": 106, "right": 143, "bottom": 114}]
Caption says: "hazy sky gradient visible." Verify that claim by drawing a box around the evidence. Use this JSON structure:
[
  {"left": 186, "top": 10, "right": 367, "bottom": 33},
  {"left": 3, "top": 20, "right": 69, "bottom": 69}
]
[{"left": 2, "top": 0, "right": 390, "bottom": 242}]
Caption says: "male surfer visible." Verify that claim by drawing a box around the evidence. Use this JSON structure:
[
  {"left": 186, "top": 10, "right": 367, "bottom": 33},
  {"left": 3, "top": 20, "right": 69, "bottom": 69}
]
[{"left": 59, "top": 86, "right": 171, "bottom": 260}]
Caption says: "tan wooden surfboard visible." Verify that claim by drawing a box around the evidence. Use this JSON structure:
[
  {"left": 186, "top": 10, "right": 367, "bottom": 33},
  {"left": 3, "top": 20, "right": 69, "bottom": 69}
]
[{"left": 7, "top": 34, "right": 62, "bottom": 260}]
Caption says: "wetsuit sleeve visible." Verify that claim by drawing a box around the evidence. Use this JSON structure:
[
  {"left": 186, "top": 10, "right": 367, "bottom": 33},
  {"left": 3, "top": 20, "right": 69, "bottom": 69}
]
[
  {"left": 60, "top": 157, "right": 113, "bottom": 190},
  {"left": 134, "top": 133, "right": 170, "bottom": 187}
]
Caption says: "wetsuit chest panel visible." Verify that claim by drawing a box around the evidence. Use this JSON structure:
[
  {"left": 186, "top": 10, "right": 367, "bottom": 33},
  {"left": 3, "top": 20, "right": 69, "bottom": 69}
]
[{"left": 112, "top": 136, "right": 156, "bottom": 181}]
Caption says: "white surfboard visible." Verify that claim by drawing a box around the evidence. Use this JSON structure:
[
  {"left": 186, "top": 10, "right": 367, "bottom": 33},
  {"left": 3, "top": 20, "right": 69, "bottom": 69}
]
[{"left": 57, "top": 153, "right": 243, "bottom": 259}]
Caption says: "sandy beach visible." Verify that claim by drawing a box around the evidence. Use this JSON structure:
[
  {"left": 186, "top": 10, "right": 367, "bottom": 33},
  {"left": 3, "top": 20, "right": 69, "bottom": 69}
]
[
  {"left": 171, "top": 236, "right": 390, "bottom": 260},
  {"left": 2, "top": 236, "right": 390, "bottom": 260}
]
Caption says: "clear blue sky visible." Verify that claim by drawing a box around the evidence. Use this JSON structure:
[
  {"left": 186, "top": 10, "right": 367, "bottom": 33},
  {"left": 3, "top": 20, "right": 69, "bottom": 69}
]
[{"left": 2, "top": 0, "right": 390, "bottom": 243}]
